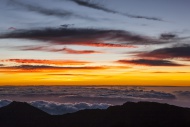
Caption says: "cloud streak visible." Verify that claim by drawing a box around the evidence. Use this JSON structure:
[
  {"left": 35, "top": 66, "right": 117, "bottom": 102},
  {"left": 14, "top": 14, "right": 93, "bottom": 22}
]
[
  {"left": 19, "top": 46, "right": 103, "bottom": 54},
  {"left": 1, "top": 59, "right": 90, "bottom": 65},
  {"left": 47, "top": 73, "right": 100, "bottom": 76},
  {"left": 117, "top": 59, "right": 183, "bottom": 66},
  {"left": 0, "top": 65, "right": 106, "bottom": 73},
  {"left": 3, "top": 65, "right": 105, "bottom": 70},
  {"left": 69, "top": 0, "right": 163, "bottom": 21},
  {"left": 151, "top": 71, "right": 190, "bottom": 74}
]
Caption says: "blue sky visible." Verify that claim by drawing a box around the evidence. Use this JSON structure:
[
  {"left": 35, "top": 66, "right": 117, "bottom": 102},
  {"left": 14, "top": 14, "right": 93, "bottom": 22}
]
[{"left": 1, "top": 0, "right": 190, "bottom": 34}]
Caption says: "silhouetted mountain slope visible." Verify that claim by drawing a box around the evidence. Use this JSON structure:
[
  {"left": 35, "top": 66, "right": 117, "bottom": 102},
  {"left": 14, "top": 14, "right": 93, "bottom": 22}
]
[
  {"left": 0, "top": 101, "right": 190, "bottom": 127},
  {"left": 0, "top": 101, "right": 52, "bottom": 127}
]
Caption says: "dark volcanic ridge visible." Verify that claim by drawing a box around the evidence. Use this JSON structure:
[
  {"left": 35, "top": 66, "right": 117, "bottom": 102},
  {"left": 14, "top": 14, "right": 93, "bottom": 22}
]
[{"left": 0, "top": 101, "right": 190, "bottom": 127}]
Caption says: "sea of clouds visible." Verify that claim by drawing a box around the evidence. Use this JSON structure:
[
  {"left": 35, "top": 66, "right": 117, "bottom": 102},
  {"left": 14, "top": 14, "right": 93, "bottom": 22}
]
[
  {"left": 0, "top": 86, "right": 190, "bottom": 114},
  {"left": 0, "top": 86, "right": 176, "bottom": 99}
]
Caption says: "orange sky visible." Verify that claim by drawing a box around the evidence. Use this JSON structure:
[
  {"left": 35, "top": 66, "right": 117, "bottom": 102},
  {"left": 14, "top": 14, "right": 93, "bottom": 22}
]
[{"left": 0, "top": 59, "right": 189, "bottom": 86}]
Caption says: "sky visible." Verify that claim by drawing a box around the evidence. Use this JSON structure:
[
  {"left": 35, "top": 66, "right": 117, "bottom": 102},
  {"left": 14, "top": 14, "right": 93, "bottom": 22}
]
[{"left": 0, "top": 0, "right": 190, "bottom": 86}]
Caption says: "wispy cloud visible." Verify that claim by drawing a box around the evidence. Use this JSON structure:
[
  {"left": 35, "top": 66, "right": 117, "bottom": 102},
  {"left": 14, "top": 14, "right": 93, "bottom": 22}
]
[
  {"left": 151, "top": 71, "right": 190, "bottom": 74},
  {"left": 69, "top": 0, "right": 117, "bottom": 13},
  {"left": 0, "top": 59, "right": 107, "bottom": 73},
  {"left": 19, "top": 46, "right": 103, "bottom": 54},
  {"left": 7, "top": 0, "right": 91, "bottom": 20},
  {"left": 125, "top": 14, "right": 163, "bottom": 21},
  {"left": 20, "top": 46, "right": 48, "bottom": 51},
  {"left": 47, "top": 73, "right": 100, "bottom": 76},
  {"left": 0, "top": 27, "right": 169, "bottom": 47},
  {"left": 60, "top": 47, "right": 103, "bottom": 54},
  {"left": 68, "top": 0, "right": 164, "bottom": 21},
  {"left": 117, "top": 59, "right": 183, "bottom": 66}
]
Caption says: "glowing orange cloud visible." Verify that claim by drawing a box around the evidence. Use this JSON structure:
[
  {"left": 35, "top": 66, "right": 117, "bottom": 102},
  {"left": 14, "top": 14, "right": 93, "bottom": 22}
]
[{"left": 1, "top": 59, "right": 91, "bottom": 65}]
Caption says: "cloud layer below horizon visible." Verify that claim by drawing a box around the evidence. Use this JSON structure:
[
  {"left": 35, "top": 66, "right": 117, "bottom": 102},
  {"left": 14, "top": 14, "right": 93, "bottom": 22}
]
[{"left": 0, "top": 86, "right": 190, "bottom": 114}]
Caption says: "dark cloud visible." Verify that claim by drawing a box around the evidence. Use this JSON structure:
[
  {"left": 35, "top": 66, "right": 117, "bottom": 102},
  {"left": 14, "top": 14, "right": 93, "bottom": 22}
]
[
  {"left": 13, "top": 65, "right": 76, "bottom": 70},
  {"left": 60, "top": 24, "right": 74, "bottom": 28},
  {"left": 7, "top": 0, "right": 90, "bottom": 20},
  {"left": 117, "top": 59, "right": 183, "bottom": 66},
  {"left": 69, "top": 0, "right": 163, "bottom": 21},
  {"left": 138, "top": 45, "right": 190, "bottom": 60},
  {"left": 0, "top": 64, "right": 4, "bottom": 66},
  {"left": 24, "top": 65, "right": 105, "bottom": 70},
  {"left": 160, "top": 33, "right": 177, "bottom": 40},
  {"left": 0, "top": 27, "right": 168, "bottom": 46},
  {"left": 159, "top": 33, "right": 189, "bottom": 41}
]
